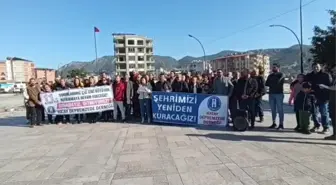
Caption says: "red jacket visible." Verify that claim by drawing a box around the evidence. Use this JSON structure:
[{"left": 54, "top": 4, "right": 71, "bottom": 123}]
[{"left": 113, "top": 81, "right": 126, "bottom": 101}]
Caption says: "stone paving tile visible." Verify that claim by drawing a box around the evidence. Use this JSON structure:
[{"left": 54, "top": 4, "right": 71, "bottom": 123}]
[{"left": 0, "top": 110, "right": 335, "bottom": 185}]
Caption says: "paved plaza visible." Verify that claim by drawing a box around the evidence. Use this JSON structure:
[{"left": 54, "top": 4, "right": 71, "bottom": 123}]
[{"left": 0, "top": 103, "right": 335, "bottom": 185}]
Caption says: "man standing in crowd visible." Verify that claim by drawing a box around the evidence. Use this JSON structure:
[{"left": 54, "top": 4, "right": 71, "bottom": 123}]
[
  {"left": 55, "top": 79, "right": 71, "bottom": 124},
  {"left": 155, "top": 74, "right": 171, "bottom": 92},
  {"left": 251, "top": 69, "right": 266, "bottom": 122},
  {"left": 320, "top": 65, "right": 336, "bottom": 140},
  {"left": 305, "top": 63, "right": 332, "bottom": 133},
  {"left": 124, "top": 75, "right": 134, "bottom": 120},
  {"left": 266, "top": 63, "right": 285, "bottom": 130},
  {"left": 189, "top": 76, "right": 202, "bottom": 93},
  {"left": 234, "top": 69, "right": 258, "bottom": 129},
  {"left": 172, "top": 74, "right": 189, "bottom": 92},
  {"left": 112, "top": 75, "right": 126, "bottom": 122},
  {"left": 229, "top": 71, "right": 240, "bottom": 121},
  {"left": 212, "top": 69, "right": 233, "bottom": 96},
  {"left": 26, "top": 78, "right": 42, "bottom": 128}
]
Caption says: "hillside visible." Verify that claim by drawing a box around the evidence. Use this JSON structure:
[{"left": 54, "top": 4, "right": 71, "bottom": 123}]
[{"left": 58, "top": 44, "right": 312, "bottom": 76}]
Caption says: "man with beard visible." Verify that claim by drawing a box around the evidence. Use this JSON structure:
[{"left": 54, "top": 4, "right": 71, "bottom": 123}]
[
  {"left": 212, "top": 69, "right": 233, "bottom": 96},
  {"left": 171, "top": 74, "right": 189, "bottom": 92},
  {"left": 155, "top": 74, "right": 172, "bottom": 92},
  {"left": 265, "top": 63, "right": 285, "bottom": 130},
  {"left": 251, "top": 69, "right": 266, "bottom": 122},
  {"left": 234, "top": 69, "right": 258, "bottom": 129},
  {"left": 319, "top": 65, "right": 336, "bottom": 140},
  {"left": 305, "top": 63, "right": 332, "bottom": 133}
]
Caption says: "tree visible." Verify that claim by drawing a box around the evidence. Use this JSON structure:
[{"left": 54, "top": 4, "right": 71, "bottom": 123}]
[
  {"left": 310, "top": 10, "right": 336, "bottom": 68},
  {"left": 69, "top": 69, "right": 88, "bottom": 78}
]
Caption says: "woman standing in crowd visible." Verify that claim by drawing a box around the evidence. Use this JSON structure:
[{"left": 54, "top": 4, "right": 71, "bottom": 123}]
[
  {"left": 132, "top": 74, "right": 141, "bottom": 118},
  {"left": 73, "top": 78, "right": 84, "bottom": 124},
  {"left": 85, "top": 76, "right": 98, "bottom": 123},
  {"left": 137, "top": 77, "right": 152, "bottom": 123},
  {"left": 288, "top": 74, "right": 305, "bottom": 105}
]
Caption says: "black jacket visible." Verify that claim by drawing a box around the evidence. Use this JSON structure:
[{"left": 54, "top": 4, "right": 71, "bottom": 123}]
[
  {"left": 172, "top": 81, "right": 189, "bottom": 93},
  {"left": 253, "top": 75, "right": 266, "bottom": 98},
  {"left": 154, "top": 81, "right": 172, "bottom": 92},
  {"left": 188, "top": 83, "right": 202, "bottom": 93},
  {"left": 265, "top": 72, "right": 285, "bottom": 94},
  {"left": 234, "top": 77, "right": 258, "bottom": 100},
  {"left": 294, "top": 91, "right": 316, "bottom": 113},
  {"left": 305, "top": 71, "right": 332, "bottom": 103}
]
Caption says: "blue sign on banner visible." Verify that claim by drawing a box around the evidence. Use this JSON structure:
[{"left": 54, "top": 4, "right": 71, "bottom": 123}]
[{"left": 151, "top": 92, "right": 228, "bottom": 126}]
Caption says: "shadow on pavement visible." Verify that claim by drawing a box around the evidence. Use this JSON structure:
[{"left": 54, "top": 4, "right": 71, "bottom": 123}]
[
  {"left": 186, "top": 133, "right": 336, "bottom": 146},
  {"left": 0, "top": 116, "right": 28, "bottom": 127}
]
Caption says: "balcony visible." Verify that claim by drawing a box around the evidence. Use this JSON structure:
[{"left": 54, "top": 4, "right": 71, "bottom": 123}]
[{"left": 114, "top": 43, "right": 125, "bottom": 47}]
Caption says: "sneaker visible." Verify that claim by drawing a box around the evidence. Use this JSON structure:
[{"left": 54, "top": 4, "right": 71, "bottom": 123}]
[
  {"left": 310, "top": 126, "right": 320, "bottom": 133},
  {"left": 141, "top": 119, "right": 145, "bottom": 124},
  {"left": 57, "top": 122, "right": 62, "bottom": 125},
  {"left": 249, "top": 125, "right": 255, "bottom": 130},
  {"left": 321, "top": 128, "right": 330, "bottom": 134},
  {"left": 29, "top": 125, "right": 34, "bottom": 128},
  {"left": 122, "top": 119, "right": 126, "bottom": 123},
  {"left": 277, "top": 125, "right": 284, "bottom": 130},
  {"left": 269, "top": 123, "right": 277, "bottom": 129},
  {"left": 324, "top": 135, "right": 336, "bottom": 140}
]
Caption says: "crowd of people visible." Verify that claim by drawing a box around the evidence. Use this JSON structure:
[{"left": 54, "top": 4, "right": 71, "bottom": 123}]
[{"left": 23, "top": 62, "right": 336, "bottom": 140}]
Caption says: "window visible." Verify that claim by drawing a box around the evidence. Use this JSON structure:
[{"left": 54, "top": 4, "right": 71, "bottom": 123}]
[
  {"left": 117, "top": 64, "right": 126, "bottom": 69},
  {"left": 146, "top": 56, "right": 151, "bottom": 61},
  {"left": 127, "top": 40, "right": 135, "bottom": 45},
  {"left": 137, "top": 40, "right": 144, "bottom": 45},
  {"left": 146, "top": 48, "right": 152, "bottom": 53},
  {"left": 138, "top": 64, "right": 144, "bottom": 68},
  {"left": 137, "top": 48, "right": 144, "bottom": 53},
  {"left": 118, "top": 56, "right": 125, "bottom": 61},
  {"left": 129, "top": 64, "right": 136, "bottom": 69},
  {"left": 0, "top": 72, "right": 5, "bottom": 76},
  {"left": 128, "top": 48, "right": 135, "bottom": 52},
  {"left": 118, "top": 48, "right": 125, "bottom": 53},
  {"left": 128, "top": 56, "right": 135, "bottom": 61},
  {"left": 0, "top": 77, "right": 5, "bottom": 80},
  {"left": 138, "top": 56, "right": 144, "bottom": 61}
]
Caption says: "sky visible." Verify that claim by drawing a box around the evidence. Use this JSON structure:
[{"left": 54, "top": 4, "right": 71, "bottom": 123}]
[{"left": 0, "top": 0, "right": 335, "bottom": 69}]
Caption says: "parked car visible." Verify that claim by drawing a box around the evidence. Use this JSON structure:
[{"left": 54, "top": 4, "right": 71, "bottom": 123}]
[{"left": 0, "top": 83, "right": 15, "bottom": 93}]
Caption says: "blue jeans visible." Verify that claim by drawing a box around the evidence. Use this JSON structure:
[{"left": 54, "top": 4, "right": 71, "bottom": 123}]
[
  {"left": 312, "top": 102, "right": 329, "bottom": 129},
  {"left": 269, "top": 94, "right": 284, "bottom": 125},
  {"left": 139, "top": 98, "right": 151, "bottom": 122}
]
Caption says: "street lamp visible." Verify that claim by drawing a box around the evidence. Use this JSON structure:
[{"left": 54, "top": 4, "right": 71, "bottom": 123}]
[
  {"left": 188, "top": 34, "right": 208, "bottom": 72},
  {"left": 299, "top": 0, "right": 303, "bottom": 73},
  {"left": 269, "top": 24, "right": 303, "bottom": 73}
]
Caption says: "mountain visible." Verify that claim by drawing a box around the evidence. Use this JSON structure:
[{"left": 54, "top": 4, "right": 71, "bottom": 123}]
[{"left": 58, "top": 44, "right": 312, "bottom": 76}]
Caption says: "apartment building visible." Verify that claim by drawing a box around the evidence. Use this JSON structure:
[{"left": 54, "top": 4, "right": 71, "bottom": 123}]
[
  {"left": 4, "top": 57, "right": 35, "bottom": 82},
  {"left": 113, "top": 33, "right": 155, "bottom": 76},
  {"left": 0, "top": 61, "right": 6, "bottom": 81},
  {"left": 185, "top": 60, "right": 211, "bottom": 73},
  {"left": 210, "top": 54, "right": 270, "bottom": 78},
  {"left": 35, "top": 68, "right": 56, "bottom": 82}
]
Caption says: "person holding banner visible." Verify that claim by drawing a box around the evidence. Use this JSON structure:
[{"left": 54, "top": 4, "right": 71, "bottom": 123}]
[
  {"left": 85, "top": 76, "right": 98, "bottom": 123},
  {"left": 73, "top": 78, "right": 84, "bottom": 124},
  {"left": 26, "top": 78, "right": 43, "bottom": 128},
  {"left": 137, "top": 77, "right": 152, "bottom": 124},
  {"left": 54, "top": 79, "right": 71, "bottom": 124},
  {"left": 112, "top": 75, "right": 126, "bottom": 122}
]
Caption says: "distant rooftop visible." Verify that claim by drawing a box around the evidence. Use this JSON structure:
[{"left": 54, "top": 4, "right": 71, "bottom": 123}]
[
  {"left": 35, "top": 68, "right": 55, "bottom": 71},
  {"left": 112, "top": 33, "right": 136, "bottom": 36},
  {"left": 6, "top": 57, "right": 33, "bottom": 62},
  {"left": 213, "top": 53, "right": 269, "bottom": 61}
]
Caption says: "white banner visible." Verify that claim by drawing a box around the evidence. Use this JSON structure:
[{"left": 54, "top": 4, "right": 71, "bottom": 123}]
[{"left": 40, "top": 86, "right": 114, "bottom": 115}]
